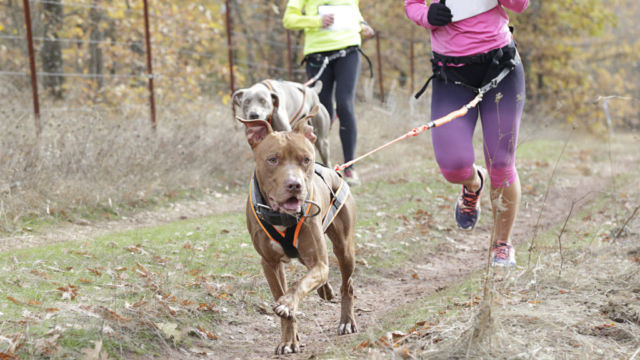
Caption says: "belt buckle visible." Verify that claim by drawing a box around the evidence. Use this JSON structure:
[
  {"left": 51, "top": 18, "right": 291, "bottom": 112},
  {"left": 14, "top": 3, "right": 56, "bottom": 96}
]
[{"left": 338, "top": 49, "right": 346, "bottom": 57}]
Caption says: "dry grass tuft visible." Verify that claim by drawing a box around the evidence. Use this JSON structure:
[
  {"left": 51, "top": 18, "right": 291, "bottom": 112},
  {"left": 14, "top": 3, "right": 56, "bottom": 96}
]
[
  {"left": 394, "top": 243, "right": 640, "bottom": 359},
  {"left": 0, "top": 100, "right": 248, "bottom": 231}
]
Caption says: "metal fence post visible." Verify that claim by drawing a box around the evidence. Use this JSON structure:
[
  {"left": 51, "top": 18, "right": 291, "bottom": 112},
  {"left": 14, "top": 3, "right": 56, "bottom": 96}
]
[
  {"left": 410, "top": 40, "right": 414, "bottom": 95},
  {"left": 286, "top": 30, "right": 293, "bottom": 80},
  {"left": 142, "top": 0, "right": 156, "bottom": 129},
  {"left": 23, "top": 0, "right": 41, "bottom": 136},
  {"left": 225, "top": 0, "right": 235, "bottom": 96},
  {"left": 375, "top": 32, "right": 384, "bottom": 104}
]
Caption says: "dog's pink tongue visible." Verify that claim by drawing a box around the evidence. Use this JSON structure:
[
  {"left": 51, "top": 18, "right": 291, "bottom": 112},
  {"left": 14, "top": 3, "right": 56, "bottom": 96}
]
[{"left": 283, "top": 198, "right": 300, "bottom": 212}]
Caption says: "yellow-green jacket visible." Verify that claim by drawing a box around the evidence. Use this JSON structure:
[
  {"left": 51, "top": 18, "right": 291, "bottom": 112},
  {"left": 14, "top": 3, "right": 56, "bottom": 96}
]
[{"left": 283, "top": 0, "right": 366, "bottom": 56}]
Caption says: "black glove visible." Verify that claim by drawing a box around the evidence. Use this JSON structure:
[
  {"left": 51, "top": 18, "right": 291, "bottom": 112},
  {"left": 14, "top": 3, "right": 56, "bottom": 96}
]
[{"left": 427, "top": 0, "right": 452, "bottom": 27}]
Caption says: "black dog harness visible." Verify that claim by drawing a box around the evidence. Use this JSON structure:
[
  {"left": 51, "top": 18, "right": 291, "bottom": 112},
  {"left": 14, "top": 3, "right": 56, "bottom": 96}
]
[
  {"left": 249, "top": 163, "right": 350, "bottom": 259},
  {"left": 415, "top": 30, "right": 520, "bottom": 99},
  {"left": 259, "top": 79, "right": 308, "bottom": 127}
]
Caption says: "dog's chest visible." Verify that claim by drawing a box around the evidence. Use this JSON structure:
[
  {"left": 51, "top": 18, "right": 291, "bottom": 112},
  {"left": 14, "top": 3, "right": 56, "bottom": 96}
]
[{"left": 271, "top": 225, "right": 292, "bottom": 263}]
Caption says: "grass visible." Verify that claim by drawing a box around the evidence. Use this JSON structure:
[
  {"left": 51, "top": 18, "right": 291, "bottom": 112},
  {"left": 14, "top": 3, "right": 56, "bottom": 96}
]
[{"left": 1, "top": 94, "right": 638, "bottom": 358}]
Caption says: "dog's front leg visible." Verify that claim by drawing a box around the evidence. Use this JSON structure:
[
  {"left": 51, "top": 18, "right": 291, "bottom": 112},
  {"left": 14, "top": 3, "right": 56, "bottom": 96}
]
[
  {"left": 261, "top": 258, "right": 300, "bottom": 354},
  {"left": 273, "top": 233, "right": 329, "bottom": 322}
]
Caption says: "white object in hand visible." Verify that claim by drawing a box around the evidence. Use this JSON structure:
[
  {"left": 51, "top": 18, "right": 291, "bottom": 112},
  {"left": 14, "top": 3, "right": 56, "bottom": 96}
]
[
  {"left": 447, "top": 0, "right": 499, "bottom": 22},
  {"left": 318, "top": 5, "right": 360, "bottom": 31}
]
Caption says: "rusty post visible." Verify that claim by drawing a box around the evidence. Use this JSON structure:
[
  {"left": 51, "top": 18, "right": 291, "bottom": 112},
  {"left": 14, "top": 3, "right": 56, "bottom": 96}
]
[
  {"left": 225, "top": 0, "right": 235, "bottom": 95},
  {"left": 23, "top": 0, "right": 41, "bottom": 136},
  {"left": 286, "top": 30, "right": 294, "bottom": 80},
  {"left": 375, "top": 32, "right": 384, "bottom": 104},
  {"left": 142, "top": 0, "right": 156, "bottom": 129},
  {"left": 410, "top": 40, "right": 414, "bottom": 94}
]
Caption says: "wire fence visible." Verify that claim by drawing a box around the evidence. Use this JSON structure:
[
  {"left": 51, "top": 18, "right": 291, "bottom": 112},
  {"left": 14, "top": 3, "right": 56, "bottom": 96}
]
[{"left": 0, "top": 0, "right": 433, "bottom": 136}]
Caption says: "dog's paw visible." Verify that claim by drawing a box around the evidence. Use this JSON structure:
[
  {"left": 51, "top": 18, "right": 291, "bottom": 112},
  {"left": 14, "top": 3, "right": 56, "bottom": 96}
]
[
  {"left": 337, "top": 321, "right": 358, "bottom": 335},
  {"left": 273, "top": 303, "right": 295, "bottom": 320},
  {"left": 275, "top": 341, "right": 301, "bottom": 355},
  {"left": 316, "top": 283, "right": 335, "bottom": 301}
]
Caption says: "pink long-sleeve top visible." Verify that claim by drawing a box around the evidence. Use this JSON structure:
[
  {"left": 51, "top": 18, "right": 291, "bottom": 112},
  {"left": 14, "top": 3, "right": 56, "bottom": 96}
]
[{"left": 405, "top": 0, "right": 528, "bottom": 57}]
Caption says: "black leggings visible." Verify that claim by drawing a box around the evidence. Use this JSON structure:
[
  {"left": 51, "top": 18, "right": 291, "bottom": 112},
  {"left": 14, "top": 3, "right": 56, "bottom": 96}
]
[{"left": 306, "top": 49, "right": 361, "bottom": 167}]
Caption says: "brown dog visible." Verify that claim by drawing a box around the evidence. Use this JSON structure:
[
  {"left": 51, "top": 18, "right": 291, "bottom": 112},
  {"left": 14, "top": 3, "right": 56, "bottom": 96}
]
[{"left": 237, "top": 106, "right": 357, "bottom": 354}]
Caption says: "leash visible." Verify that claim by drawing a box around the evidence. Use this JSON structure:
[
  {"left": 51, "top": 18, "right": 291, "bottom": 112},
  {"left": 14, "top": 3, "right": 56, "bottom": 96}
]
[{"left": 333, "top": 94, "right": 483, "bottom": 172}]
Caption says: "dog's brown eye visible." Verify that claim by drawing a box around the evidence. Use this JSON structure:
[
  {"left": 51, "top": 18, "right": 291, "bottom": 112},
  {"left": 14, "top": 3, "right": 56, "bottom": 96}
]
[
  {"left": 303, "top": 157, "right": 311, "bottom": 165},
  {"left": 268, "top": 157, "right": 277, "bottom": 164}
]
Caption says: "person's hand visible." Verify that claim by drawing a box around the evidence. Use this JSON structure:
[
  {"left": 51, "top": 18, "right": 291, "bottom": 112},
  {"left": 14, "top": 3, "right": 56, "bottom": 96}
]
[
  {"left": 427, "top": 0, "right": 452, "bottom": 27},
  {"left": 321, "top": 14, "right": 334, "bottom": 28},
  {"left": 361, "top": 23, "right": 374, "bottom": 38}
]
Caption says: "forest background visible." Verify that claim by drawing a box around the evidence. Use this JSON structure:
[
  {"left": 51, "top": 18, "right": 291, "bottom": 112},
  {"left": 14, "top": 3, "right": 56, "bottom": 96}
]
[{"left": 0, "top": 0, "right": 638, "bottom": 129}]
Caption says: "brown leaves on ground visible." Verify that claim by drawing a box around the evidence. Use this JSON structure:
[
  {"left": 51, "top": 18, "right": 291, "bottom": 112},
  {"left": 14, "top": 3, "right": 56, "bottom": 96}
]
[
  {"left": 30, "top": 270, "right": 52, "bottom": 280},
  {"left": 355, "top": 321, "right": 438, "bottom": 352},
  {"left": 94, "top": 306, "right": 131, "bottom": 323},
  {"left": 190, "top": 325, "right": 218, "bottom": 340},
  {"left": 56, "top": 284, "right": 78, "bottom": 300},
  {"left": 0, "top": 352, "right": 20, "bottom": 360}
]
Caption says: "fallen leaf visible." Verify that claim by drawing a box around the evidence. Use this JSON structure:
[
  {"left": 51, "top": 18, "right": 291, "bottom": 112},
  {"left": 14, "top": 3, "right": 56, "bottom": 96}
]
[
  {"left": 0, "top": 352, "right": 20, "bottom": 360},
  {"left": 197, "top": 325, "right": 218, "bottom": 339},
  {"left": 27, "top": 299, "right": 42, "bottom": 306},
  {"left": 95, "top": 306, "right": 130, "bottom": 323},
  {"left": 355, "top": 340, "right": 370, "bottom": 350},
  {"left": 7, "top": 297, "right": 23, "bottom": 305},
  {"left": 87, "top": 268, "right": 102, "bottom": 276},
  {"left": 57, "top": 284, "right": 78, "bottom": 300},
  {"left": 156, "top": 322, "right": 181, "bottom": 343}
]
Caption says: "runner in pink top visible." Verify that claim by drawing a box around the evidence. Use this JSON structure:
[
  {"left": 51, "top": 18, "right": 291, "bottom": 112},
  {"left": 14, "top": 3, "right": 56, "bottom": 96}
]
[
  {"left": 405, "top": 0, "right": 528, "bottom": 57},
  {"left": 405, "top": 0, "right": 528, "bottom": 267}
]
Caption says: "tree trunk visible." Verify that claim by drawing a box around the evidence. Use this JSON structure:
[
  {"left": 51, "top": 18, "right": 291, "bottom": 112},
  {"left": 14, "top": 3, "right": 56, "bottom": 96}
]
[
  {"left": 41, "top": 0, "right": 64, "bottom": 99},
  {"left": 89, "top": 0, "right": 105, "bottom": 92}
]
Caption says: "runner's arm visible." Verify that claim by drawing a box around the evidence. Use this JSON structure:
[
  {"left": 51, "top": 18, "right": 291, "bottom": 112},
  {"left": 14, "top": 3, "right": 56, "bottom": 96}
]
[
  {"left": 405, "top": 0, "right": 438, "bottom": 30},
  {"left": 283, "top": 4, "right": 322, "bottom": 30},
  {"left": 499, "top": 0, "right": 529, "bottom": 13}
]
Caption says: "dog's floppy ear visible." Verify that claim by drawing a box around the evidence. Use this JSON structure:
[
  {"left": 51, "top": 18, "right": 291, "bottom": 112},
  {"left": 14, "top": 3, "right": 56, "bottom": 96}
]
[
  {"left": 311, "top": 80, "right": 323, "bottom": 94},
  {"left": 270, "top": 92, "right": 280, "bottom": 111},
  {"left": 236, "top": 117, "right": 273, "bottom": 147},
  {"left": 293, "top": 105, "right": 319, "bottom": 145},
  {"left": 231, "top": 89, "right": 245, "bottom": 107}
]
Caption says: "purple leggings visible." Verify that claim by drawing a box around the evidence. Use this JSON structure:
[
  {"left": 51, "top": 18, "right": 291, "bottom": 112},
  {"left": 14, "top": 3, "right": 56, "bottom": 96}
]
[{"left": 431, "top": 61, "right": 525, "bottom": 188}]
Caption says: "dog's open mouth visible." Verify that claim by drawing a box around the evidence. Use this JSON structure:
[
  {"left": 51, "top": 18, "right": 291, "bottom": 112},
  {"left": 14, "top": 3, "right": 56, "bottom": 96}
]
[
  {"left": 269, "top": 196, "right": 301, "bottom": 213},
  {"left": 282, "top": 197, "right": 300, "bottom": 212}
]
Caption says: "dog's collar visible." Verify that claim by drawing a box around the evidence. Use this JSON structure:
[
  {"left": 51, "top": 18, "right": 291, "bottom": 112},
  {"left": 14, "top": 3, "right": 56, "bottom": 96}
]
[{"left": 250, "top": 172, "right": 318, "bottom": 228}]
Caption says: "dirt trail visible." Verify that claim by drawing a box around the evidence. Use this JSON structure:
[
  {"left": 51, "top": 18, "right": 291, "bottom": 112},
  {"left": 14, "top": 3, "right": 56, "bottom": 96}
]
[
  {"left": 0, "top": 192, "right": 245, "bottom": 253},
  {"left": 208, "top": 169, "right": 614, "bottom": 360}
]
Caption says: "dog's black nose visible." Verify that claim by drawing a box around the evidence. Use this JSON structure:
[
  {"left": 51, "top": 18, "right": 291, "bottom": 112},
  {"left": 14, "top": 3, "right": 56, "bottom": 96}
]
[
  {"left": 248, "top": 112, "right": 260, "bottom": 120},
  {"left": 285, "top": 179, "right": 302, "bottom": 193}
]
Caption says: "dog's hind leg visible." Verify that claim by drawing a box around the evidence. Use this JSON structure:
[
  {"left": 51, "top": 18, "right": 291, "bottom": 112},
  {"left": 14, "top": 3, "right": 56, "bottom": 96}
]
[
  {"left": 316, "top": 283, "right": 335, "bottom": 301},
  {"left": 326, "top": 196, "right": 358, "bottom": 335},
  {"left": 261, "top": 258, "right": 300, "bottom": 354}
]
